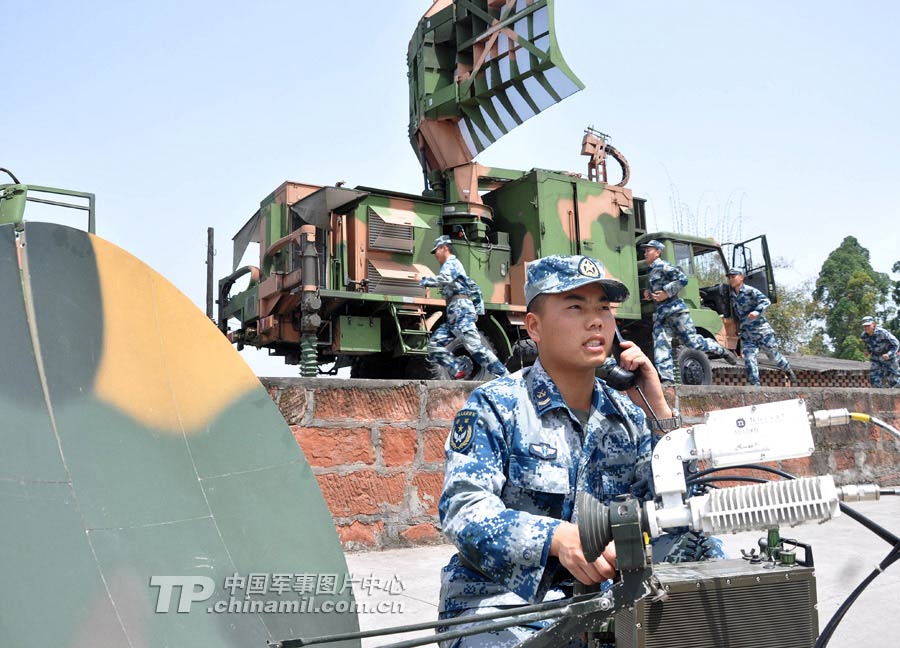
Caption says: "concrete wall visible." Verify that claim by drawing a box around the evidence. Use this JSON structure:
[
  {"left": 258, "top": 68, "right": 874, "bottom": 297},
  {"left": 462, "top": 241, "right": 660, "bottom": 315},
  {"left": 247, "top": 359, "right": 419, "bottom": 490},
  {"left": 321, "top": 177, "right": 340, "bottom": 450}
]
[{"left": 263, "top": 378, "right": 900, "bottom": 551}]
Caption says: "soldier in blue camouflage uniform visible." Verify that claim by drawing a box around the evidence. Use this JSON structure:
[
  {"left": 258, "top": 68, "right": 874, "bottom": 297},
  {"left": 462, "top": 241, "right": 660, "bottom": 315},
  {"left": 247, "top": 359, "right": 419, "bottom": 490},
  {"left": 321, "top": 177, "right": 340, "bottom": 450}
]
[
  {"left": 436, "top": 254, "right": 721, "bottom": 648},
  {"left": 641, "top": 240, "right": 736, "bottom": 384},
  {"left": 420, "top": 235, "right": 509, "bottom": 380},
  {"left": 726, "top": 268, "right": 797, "bottom": 386},
  {"left": 861, "top": 316, "right": 900, "bottom": 388}
]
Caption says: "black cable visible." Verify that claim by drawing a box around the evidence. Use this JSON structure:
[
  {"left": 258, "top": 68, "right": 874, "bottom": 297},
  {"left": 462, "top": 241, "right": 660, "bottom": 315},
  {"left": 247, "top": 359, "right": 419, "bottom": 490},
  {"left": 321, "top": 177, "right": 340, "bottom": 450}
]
[
  {"left": 0, "top": 168, "right": 21, "bottom": 184},
  {"left": 632, "top": 382, "right": 661, "bottom": 424},
  {"left": 838, "top": 503, "right": 900, "bottom": 546},
  {"left": 814, "top": 544, "right": 900, "bottom": 647},
  {"left": 684, "top": 463, "right": 900, "bottom": 644},
  {"left": 690, "top": 476, "right": 769, "bottom": 487},
  {"left": 688, "top": 463, "right": 796, "bottom": 482}
]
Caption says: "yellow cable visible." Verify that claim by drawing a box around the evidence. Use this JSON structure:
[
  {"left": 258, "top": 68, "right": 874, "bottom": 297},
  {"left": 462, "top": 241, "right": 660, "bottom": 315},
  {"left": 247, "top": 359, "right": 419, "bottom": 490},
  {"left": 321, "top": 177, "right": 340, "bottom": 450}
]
[{"left": 850, "top": 412, "right": 871, "bottom": 423}]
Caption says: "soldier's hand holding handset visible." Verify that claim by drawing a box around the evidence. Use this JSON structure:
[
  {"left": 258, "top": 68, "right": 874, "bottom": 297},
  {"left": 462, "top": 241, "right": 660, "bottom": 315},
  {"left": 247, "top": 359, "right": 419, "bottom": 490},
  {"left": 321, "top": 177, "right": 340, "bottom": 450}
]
[{"left": 613, "top": 328, "right": 675, "bottom": 423}]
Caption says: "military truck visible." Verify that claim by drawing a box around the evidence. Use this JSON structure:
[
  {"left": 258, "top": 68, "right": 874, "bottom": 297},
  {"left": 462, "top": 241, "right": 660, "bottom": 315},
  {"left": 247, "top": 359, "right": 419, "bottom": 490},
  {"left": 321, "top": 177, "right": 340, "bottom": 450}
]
[{"left": 215, "top": 0, "right": 775, "bottom": 383}]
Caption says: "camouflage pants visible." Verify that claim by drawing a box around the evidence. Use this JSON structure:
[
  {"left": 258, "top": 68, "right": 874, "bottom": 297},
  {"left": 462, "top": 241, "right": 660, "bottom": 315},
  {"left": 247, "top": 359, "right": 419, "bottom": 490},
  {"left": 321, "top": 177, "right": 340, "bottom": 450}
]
[
  {"left": 653, "top": 310, "right": 725, "bottom": 382},
  {"left": 428, "top": 300, "right": 507, "bottom": 377},
  {"left": 870, "top": 356, "right": 900, "bottom": 388},
  {"left": 741, "top": 325, "right": 790, "bottom": 386}
]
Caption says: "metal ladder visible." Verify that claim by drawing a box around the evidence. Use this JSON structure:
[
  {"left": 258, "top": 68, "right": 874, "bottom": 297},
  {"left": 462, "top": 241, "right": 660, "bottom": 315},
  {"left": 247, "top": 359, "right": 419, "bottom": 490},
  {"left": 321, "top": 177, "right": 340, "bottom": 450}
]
[{"left": 389, "top": 303, "right": 430, "bottom": 354}]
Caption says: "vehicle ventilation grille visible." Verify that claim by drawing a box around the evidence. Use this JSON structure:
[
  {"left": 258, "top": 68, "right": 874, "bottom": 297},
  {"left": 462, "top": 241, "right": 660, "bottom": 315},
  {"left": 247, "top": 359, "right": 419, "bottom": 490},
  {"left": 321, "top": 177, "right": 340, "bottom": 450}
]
[
  {"left": 366, "top": 262, "right": 421, "bottom": 297},
  {"left": 369, "top": 208, "right": 414, "bottom": 253}
]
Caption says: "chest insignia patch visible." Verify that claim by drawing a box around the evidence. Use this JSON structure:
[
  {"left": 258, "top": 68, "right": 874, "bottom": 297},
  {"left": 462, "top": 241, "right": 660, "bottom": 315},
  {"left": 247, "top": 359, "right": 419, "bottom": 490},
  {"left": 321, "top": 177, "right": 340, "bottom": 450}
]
[
  {"left": 529, "top": 442, "right": 558, "bottom": 461},
  {"left": 450, "top": 409, "right": 478, "bottom": 453}
]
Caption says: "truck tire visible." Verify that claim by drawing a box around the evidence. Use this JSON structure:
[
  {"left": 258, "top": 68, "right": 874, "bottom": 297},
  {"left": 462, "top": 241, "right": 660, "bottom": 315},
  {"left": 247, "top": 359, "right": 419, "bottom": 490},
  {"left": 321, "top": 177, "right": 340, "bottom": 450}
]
[
  {"left": 677, "top": 347, "right": 712, "bottom": 385},
  {"left": 507, "top": 338, "right": 538, "bottom": 372}
]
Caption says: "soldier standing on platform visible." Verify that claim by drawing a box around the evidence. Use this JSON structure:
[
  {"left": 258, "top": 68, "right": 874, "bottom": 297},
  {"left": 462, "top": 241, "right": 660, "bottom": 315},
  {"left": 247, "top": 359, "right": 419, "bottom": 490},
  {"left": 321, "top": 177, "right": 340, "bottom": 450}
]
[
  {"left": 420, "top": 235, "right": 509, "bottom": 380},
  {"left": 726, "top": 268, "right": 797, "bottom": 386},
  {"left": 861, "top": 316, "right": 900, "bottom": 388},
  {"left": 641, "top": 239, "right": 736, "bottom": 385}
]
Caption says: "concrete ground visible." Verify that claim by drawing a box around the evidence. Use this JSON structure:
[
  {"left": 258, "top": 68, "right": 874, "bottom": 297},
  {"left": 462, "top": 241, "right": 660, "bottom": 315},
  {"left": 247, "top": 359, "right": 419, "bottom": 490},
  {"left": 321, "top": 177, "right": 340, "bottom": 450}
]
[{"left": 343, "top": 498, "right": 900, "bottom": 647}]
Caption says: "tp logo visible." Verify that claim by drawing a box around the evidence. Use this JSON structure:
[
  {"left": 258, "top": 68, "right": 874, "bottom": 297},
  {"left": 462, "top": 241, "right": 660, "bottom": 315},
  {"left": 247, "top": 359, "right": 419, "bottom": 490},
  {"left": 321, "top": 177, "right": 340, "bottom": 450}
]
[{"left": 150, "top": 576, "right": 215, "bottom": 613}]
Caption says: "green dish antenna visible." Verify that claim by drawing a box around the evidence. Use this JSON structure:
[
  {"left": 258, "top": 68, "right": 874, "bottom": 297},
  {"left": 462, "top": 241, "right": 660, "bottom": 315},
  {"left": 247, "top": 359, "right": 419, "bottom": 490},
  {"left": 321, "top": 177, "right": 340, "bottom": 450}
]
[
  {"left": 0, "top": 208, "right": 358, "bottom": 646},
  {"left": 408, "top": 0, "right": 584, "bottom": 175}
]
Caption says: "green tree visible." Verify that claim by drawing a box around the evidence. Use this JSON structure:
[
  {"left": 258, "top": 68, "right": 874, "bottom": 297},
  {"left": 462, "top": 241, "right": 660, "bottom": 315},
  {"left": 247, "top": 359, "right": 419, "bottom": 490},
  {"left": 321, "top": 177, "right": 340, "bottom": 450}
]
[
  {"left": 888, "top": 260, "right": 900, "bottom": 335},
  {"left": 767, "top": 278, "right": 822, "bottom": 354},
  {"left": 813, "top": 236, "right": 892, "bottom": 359}
]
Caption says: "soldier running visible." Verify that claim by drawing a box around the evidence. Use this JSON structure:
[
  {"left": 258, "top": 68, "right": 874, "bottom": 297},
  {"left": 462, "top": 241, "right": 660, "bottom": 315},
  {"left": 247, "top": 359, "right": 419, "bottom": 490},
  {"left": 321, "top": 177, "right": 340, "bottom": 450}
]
[
  {"left": 419, "top": 235, "right": 509, "bottom": 380},
  {"left": 726, "top": 268, "right": 797, "bottom": 386},
  {"left": 641, "top": 239, "right": 736, "bottom": 384},
  {"left": 861, "top": 316, "right": 900, "bottom": 388}
]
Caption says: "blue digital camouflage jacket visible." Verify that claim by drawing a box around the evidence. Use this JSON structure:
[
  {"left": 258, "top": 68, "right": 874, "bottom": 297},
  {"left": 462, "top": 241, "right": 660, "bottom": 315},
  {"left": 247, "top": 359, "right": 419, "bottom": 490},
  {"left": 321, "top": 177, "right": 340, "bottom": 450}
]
[
  {"left": 730, "top": 283, "right": 772, "bottom": 332},
  {"left": 420, "top": 254, "right": 485, "bottom": 314},
  {"left": 421, "top": 254, "right": 468, "bottom": 299},
  {"left": 647, "top": 258, "right": 689, "bottom": 317},
  {"left": 862, "top": 326, "right": 900, "bottom": 357},
  {"left": 438, "top": 359, "right": 653, "bottom": 613}
]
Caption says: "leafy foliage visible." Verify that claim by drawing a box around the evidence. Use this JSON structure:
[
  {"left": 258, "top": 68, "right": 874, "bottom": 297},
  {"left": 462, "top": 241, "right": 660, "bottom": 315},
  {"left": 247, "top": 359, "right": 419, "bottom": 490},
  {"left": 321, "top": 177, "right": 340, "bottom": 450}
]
[
  {"left": 813, "top": 236, "right": 893, "bottom": 359},
  {"left": 767, "top": 279, "right": 822, "bottom": 354},
  {"left": 889, "top": 260, "right": 900, "bottom": 335}
]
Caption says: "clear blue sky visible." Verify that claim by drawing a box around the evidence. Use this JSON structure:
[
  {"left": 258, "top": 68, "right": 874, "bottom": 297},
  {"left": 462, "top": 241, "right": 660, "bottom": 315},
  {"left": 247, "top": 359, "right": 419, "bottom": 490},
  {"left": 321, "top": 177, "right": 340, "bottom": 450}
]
[{"left": 6, "top": 0, "right": 899, "bottom": 375}]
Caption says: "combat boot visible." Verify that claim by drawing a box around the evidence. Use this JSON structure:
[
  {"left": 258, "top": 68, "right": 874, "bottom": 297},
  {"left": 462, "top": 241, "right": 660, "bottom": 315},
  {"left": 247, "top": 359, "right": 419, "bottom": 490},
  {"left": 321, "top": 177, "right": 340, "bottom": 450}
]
[
  {"left": 453, "top": 357, "right": 473, "bottom": 380},
  {"left": 786, "top": 368, "right": 798, "bottom": 385},
  {"left": 721, "top": 349, "right": 738, "bottom": 366}
]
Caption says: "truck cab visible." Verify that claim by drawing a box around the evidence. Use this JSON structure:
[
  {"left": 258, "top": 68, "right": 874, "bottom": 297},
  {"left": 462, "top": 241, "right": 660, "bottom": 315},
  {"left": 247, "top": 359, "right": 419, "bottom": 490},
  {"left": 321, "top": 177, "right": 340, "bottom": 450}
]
[{"left": 629, "top": 232, "right": 776, "bottom": 383}]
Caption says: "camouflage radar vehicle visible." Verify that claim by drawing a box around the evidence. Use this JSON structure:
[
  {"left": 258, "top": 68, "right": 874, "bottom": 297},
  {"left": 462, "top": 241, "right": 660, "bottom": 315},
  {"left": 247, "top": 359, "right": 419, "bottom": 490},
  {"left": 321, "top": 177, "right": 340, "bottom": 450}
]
[{"left": 215, "top": 0, "right": 775, "bottom": 383}]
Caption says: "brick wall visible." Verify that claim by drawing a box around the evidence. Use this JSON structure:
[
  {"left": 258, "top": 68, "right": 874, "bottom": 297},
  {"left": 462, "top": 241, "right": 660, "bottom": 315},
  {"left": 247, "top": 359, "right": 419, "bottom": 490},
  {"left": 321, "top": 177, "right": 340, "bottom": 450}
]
[
  {"left": 712, "top": 366, "right": 871, "bottom": 388},
  {"left": 264, "top": 378, "right": 471, "bottom": 551},
  {"left": 263, "top": 377, "right": 900, "bottom": 551}
]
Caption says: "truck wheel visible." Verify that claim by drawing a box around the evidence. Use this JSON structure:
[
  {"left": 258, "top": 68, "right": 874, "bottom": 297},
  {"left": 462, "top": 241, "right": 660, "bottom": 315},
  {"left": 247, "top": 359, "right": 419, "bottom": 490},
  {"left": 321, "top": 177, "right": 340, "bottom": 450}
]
[
  {"left": 677, "top": 347, "right": 712, "bottom": 385},
  {"left": 429, "top": 331, "right": 502, "bottom": 381},
  {"left": 507, "top": 338, "right": 537, "bottom": 372}
]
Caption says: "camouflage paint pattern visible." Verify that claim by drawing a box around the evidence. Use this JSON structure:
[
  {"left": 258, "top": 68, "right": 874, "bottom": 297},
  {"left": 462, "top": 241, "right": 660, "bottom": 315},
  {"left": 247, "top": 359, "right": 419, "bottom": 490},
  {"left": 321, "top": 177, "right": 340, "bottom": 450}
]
[
  {"left": 3, "top": 221, "right": 358, "bottom": 647},
  {"left": 408, "top": 0, "right": 583, "bottom": 175},
  {"left": 218, "top": 165, "right": 758, "bottom": 376},
  {"left": 216, "top": 1, "right": 772, "bottom": 379}
]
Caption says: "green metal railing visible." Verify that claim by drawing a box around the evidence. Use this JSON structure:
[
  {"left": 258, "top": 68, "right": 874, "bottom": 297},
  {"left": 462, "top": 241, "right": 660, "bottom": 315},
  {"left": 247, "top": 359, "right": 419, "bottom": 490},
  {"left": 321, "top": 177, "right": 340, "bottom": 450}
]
[{"left": 0, "top": 181, "right": 96, "bottom": 233}]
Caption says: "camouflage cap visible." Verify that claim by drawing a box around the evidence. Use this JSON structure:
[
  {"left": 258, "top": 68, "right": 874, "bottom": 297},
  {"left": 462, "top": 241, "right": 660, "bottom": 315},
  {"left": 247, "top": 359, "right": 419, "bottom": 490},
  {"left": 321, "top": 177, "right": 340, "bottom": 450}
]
[
  {"left": 640, "top": 239, "right": 665, "bottom": 251},
  {"left": 862, "top": 316, "right": 875, "bottom": 326},
  {"left": 430, "top": 234, "right": 452, "bottom": 253},
  {"left": 525, "top": 255, "right": 629, "bottom": 306},
  {"left": 725, "top": 267, "right": 745, "bottom": 276}
]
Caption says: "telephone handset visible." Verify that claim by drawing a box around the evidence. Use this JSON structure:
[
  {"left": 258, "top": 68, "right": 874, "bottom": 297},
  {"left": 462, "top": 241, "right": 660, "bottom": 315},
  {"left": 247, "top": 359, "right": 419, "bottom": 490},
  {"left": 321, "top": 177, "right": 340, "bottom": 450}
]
[{"left": 599, "top": 326, "right": 637, "bottom": 391}]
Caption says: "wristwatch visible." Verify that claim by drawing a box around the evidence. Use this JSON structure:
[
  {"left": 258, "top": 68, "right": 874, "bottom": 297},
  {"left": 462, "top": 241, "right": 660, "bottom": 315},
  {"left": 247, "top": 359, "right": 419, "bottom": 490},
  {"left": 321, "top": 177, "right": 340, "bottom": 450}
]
[{"left": 650, "top": 409, "right": 682, "bottom": 432}]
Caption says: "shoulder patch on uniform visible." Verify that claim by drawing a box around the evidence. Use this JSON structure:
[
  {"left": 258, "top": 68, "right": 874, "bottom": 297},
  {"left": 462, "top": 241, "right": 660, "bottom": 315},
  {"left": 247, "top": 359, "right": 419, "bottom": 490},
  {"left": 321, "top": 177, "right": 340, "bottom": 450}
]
[
  {"left": 449, "top": 408, "right": 478, "bottom": 453},
  {"left": 535, "top": 387, "right": 551, "bottom": 407}
]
